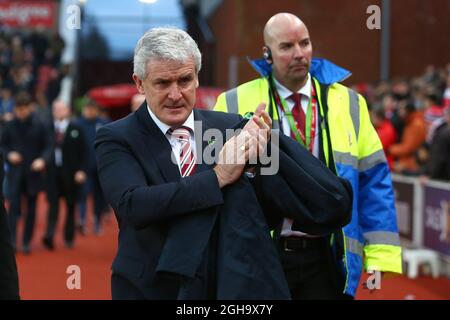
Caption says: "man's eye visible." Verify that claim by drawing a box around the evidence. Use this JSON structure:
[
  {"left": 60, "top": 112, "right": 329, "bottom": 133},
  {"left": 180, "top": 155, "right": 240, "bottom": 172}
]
[
  {"left": 179, "top": 77, "right": 192, "bottom": 85},
  {"left": 156, "top": 80, "right": 169, "bottom": 86}
]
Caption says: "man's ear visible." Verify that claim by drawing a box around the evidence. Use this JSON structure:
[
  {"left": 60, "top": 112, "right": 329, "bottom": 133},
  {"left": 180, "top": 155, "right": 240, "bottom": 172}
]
[
  {"left": 132, "top": 74, "right": 145, "bottom": 94},
  {"left": 262, "top": 46, "right": 272, "bottom": 64},
  {"left": 195, "top": 78, "right": 199, "bottom": 88}
]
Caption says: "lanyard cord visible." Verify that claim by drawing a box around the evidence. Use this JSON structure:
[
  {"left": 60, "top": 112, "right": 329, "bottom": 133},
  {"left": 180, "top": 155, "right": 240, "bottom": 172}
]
[{"left": 269, "top": 77, "right": 317, "bottom": 153}]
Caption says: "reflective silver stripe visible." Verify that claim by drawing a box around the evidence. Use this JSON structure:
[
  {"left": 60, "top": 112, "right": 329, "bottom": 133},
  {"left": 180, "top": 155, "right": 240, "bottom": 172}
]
[
  {"left": 348, "top": 89, "right": 360, "bottom": 140},
  {"left": 333, "top": 151, "right": 358, "bottom": 169},
  {"left": 345, "top": 236, "right": 363, "bottom": 257},
  {"left": 363, "top": 231, "right": 400, "bottom": 246},
  {"left": 225, "top": 88, "right": 238, "bottom": 114},
  {"left": 359, "top": 149, "right": 387, "bottom": 171}
]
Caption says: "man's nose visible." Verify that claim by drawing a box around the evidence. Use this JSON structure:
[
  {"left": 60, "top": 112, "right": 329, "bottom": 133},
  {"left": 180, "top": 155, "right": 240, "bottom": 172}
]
[
  {"left": 292, "top": 43, "right": 304, "bottom": 59},
  {"left": 168, "top": 83, "right": 182, "bottom": 101}
]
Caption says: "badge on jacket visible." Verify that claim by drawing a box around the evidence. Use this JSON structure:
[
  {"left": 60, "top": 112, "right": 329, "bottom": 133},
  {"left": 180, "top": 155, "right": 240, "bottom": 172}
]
[{"left": 71, "top": 130, "right": 79, "bottom": 138}]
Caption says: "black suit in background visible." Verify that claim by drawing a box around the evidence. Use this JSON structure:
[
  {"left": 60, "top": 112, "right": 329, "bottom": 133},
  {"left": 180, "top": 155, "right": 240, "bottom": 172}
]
[
  {"left": 43, "top": 121, "right": 87, "bottom": 248},
  {"left": 95, "top": 104, "right": 352, "bottom": 299},
  {"left": 0, "top": 115, "right": 52, "bottom": 251},
  {"left": 0, "top": 154, "right": 20, "bottom": 299}
]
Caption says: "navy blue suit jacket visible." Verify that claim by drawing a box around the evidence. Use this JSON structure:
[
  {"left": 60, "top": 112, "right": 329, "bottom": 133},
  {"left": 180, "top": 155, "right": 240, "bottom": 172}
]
[{"left": 94, "top": 104, "right": 352, "bottom": 299}]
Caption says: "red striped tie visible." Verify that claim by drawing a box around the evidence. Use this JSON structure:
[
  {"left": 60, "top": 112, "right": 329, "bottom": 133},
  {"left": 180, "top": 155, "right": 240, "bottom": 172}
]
[{"left": 169, "top": 126, "right": 197, "bottom": 177}]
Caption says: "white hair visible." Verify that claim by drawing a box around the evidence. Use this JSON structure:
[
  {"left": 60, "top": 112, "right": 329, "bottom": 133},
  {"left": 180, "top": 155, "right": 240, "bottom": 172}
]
[{"left": 133, "top": 27, "right": 202, "bottom": 80}]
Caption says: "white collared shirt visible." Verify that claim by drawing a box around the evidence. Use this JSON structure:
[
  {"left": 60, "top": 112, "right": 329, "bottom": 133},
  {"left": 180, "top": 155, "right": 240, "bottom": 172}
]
[
  {"left": 147, "top": 104, "right": 196, "bottom": 173},
  {"left": 274, "top": 74, "right": 321, "bottom": 237},
  {"left": 54, "top": 119, "right": 69, "bottom": 167},
  {"left": 273, "top": 73, "right": 319, "bottom": 158}
]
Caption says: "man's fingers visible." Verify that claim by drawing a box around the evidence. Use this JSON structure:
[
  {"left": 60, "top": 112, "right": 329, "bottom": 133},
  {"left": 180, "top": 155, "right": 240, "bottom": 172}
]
[
  {"left": 260, "top": 110, "right": 272, "bottom": 129},
  {"left": 253, "top": 103, "right": 266, "bottom": 117}
]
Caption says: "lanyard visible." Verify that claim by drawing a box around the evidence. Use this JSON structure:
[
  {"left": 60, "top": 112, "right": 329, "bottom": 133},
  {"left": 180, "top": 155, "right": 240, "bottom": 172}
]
[{"left": 271, "top": 79, "right": 317, "bottom": 153}]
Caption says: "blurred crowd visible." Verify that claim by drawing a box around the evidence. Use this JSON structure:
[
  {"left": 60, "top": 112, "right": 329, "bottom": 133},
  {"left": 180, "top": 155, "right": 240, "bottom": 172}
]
[
  {"left": 0, "top": 28, "right": 67, "bottom": 130},
  {"left": 0, "top": 27, "right": 449, "bottom": 254},
  {"left": 0, "top": 28, "right": 111, "bottom": 254},
  {"left": 353, "top": 64, "right": 450, "bottom": 182}
]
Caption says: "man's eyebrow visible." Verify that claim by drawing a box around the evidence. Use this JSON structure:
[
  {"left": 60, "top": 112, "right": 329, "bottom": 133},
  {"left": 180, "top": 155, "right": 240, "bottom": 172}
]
[
  {"left": 153, "top": 77, "right": 169, "bottom": 82},
  {"left": 279, "top": 37, "right": 310, "bottom": 46}
]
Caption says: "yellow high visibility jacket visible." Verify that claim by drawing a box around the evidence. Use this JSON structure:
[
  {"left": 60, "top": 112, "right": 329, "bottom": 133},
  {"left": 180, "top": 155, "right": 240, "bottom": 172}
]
[{"left": 214, "top": 73, "right": 402, "bottom": 297}]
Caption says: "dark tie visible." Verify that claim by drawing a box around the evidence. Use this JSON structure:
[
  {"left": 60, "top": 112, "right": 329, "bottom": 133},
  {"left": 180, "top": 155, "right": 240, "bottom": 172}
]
[
  {"left": 169, "top": 126, "right": 197, "bottom": 177},
  {"left": 289, "top": 93, "right": 306, "bottom": 139},
  {"left": 55, "top": 126, "right": 64, "bottom": 147}
]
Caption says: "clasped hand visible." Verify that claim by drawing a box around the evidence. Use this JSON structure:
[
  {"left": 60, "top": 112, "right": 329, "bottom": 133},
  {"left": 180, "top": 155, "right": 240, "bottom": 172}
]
[{"left": 214, "top": 103, "right": 272, "bottom": 188}]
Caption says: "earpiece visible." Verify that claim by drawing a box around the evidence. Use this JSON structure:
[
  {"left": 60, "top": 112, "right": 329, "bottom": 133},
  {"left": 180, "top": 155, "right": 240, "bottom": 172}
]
[{"left": 263, "top": 46, "right": 272, "bottom": 62}]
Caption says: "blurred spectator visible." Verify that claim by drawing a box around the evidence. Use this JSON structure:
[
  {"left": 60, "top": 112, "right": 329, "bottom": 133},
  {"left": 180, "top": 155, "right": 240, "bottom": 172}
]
[
  {"left": 423, "top": 65, "right": 441, "bottom": 86},
  {"left": 389, "top": 101, "right": 426, "bottom": 175},
  {"left": 5, "top": 64, "right": 35, "bottom": 94},
  {"left": 43, "top": 100, "right": 87, "bottom": 250},
  {"left": 391, "top": 78, "right": 410, "bottom": 103},
  {"left": 382, "top": 92, "right": 403, "bottom": 141},
  {"left": 45, "top": 66, "right": 62, "bottom": 107},
  {"left": 33, "top": 91, "right": 52, "bottom": 130},
  {"left": 0, "top": 87, "right": 14, "bottom": 122},
  {"left": 422, "top": 106, "right": 450, "bottom": 181},
  {"left": 373, "top": 80, "right": 391, "bottom": 101},
  {"left": 443, "top": 74, "right": 450, "bottom": 108},
  {"left": 75, "top": 100, "right": 109, "bottom": 235},
  {"left": 423, "top": 90, "right": 445, "bottom": 147},
  {"left": 0, "top": 92, "right": 52, "bottom": 254},
  {"left": 28, "top": 28, "right": 50, "bottom": 68},
  {"left": 371, "top": 106, "right": 397, "bottom": 170}
]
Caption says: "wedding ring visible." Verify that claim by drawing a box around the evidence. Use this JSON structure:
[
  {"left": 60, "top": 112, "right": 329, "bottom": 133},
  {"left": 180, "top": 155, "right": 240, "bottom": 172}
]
[{"left": 240, "top": 144, "right": 249, "bottom": 151}]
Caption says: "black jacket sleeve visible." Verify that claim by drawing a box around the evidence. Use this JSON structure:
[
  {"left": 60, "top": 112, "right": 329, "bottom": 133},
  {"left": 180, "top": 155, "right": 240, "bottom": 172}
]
[
  {"left": 256, "top": 131, "right": 353, "bottom": 235},
  {"left": 0, "top": 154, "right": 20, "bottom": 300}
]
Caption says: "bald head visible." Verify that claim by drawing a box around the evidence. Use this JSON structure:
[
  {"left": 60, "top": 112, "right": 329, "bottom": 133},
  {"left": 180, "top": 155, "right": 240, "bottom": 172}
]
[
  {"left": 262, "top": 13, "right": 312, "bottom": 92},
  {"left": 263, "top": 13, "right": 307, "bottom": 47},
  {"left": 52, "top": 99, "right": 71, "bottom": 121}
]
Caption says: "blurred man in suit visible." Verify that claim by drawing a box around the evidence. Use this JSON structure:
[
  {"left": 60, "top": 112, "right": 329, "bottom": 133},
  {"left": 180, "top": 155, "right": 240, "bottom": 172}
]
[
  {"left": 43, "top": 100, "right": 87, "bottom": 250},
  {"left": 1, "top": 92, "right": 52, "bottom": 254},
  {"left": 76, "top": 100, "right": 108, "bottom": 235}
]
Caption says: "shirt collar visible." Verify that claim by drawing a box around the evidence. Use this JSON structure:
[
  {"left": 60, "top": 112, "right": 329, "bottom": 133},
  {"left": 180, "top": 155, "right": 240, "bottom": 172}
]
[
  {"left": 54, "top": 119, "right": 69, "bottom": 130},
  {"left": 147, "top": 103, "right": 195, "bottom": 136},
  {"left": 273, "top": 73, "right": 312, "bottom": 101}
]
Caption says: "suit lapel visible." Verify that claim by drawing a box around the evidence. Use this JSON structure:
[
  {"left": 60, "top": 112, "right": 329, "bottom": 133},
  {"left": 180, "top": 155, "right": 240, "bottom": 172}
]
[
  {"left": 134, "top": 105, "right": 218, "bottom": 182},
  {"left": 193, "top": 109, "right": 216, "bottom": 174},
  {"left": 134, "top": 103, "right": 181, "bottom": 182}
]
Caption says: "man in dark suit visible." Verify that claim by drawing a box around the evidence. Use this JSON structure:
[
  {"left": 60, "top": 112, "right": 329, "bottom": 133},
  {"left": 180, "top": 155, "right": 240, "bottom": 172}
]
[
  {"left": 75, "top": 100, "right": 108, "bottom": 235},
  {"left": 0, "top": 92, "right": 52, "bottom": 254},
  {"left": 95, "top": 27, "right": 352, "bottom": 299},
  {"left": 0, "top": 153, "right": 20, "bottom": 299},
  {"left": 43, "top": 100, "right": 87, "bottom": 250}
]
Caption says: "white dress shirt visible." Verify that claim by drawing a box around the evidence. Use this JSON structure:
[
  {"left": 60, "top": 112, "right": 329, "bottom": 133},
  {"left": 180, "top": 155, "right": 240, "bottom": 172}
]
[
  {"left": 147, "top": 104, "right": 196, "bottom": 174},
  {"left": 54, "top": 119, "right": 69, "bottom": 167},
  {"left": 273, "top": 73, "right": 319, "bottom": 158},
  {"left": 274, "top": 74, "right": 321, "bottom": 237}
]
